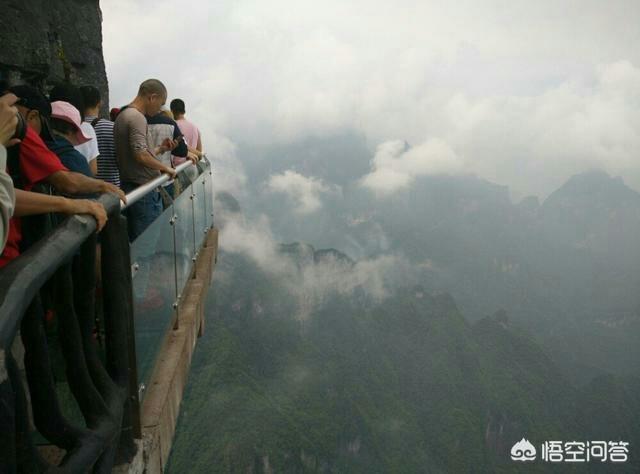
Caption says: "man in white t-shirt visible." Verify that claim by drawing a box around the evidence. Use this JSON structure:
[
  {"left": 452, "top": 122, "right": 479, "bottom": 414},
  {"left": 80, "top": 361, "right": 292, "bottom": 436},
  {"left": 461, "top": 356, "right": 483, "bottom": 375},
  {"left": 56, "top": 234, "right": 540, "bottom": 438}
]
[{"left": 75, "top": 122, "right": 99, "bottom": 175}]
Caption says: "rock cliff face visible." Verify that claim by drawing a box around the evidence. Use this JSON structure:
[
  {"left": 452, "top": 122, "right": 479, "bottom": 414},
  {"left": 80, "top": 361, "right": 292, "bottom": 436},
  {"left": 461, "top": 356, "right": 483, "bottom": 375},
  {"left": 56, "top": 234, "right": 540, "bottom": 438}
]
[{"left": 0, "top": 0, "right": 108, "bottom": 108}]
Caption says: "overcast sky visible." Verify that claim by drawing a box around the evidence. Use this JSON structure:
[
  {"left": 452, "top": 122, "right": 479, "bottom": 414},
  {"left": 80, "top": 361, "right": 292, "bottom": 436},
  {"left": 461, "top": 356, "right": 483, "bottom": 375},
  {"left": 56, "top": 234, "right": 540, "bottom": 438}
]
[{"left": 102, "top": 0, "right": 640, "bottom": 197}]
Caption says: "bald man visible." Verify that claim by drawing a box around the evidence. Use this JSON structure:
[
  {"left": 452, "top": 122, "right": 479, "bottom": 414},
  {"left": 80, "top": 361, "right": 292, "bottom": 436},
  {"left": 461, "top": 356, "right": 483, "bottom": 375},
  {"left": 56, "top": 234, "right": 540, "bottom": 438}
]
[{"left": 114, "top": 79, "right": 178, "bottom": 240}]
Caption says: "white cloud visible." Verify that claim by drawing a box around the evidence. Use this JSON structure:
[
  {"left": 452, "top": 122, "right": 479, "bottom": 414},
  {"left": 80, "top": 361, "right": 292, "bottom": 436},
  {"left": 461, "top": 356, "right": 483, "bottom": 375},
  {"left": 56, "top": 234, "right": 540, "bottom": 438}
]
[
  {"left": 360, "top": 139, "right": 463, "bottom": 195},
  {"left": 101, "top": 0, "right": 640, "bottom": 195},
  {"left": 440, "top": 60, "right": 640, "bottom": 195},
  {"left": 266, "top": 171, "right": 335, "bottom": 214},
  {"left": 219, "top": 213, "right": 282, "bottom": 271},
  {"left": 218, "top": 208, "right": 409, "bottom": 320},
  {"left": 204, "top": 133, "right": 247, "bottom": 197}
]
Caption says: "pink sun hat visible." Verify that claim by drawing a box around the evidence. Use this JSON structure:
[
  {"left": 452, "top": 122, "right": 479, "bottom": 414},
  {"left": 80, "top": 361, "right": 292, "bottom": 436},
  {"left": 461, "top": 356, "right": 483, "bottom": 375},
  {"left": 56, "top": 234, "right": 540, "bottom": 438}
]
[{"left": 50, "top": 101, "right": 92, "bottom": 145}]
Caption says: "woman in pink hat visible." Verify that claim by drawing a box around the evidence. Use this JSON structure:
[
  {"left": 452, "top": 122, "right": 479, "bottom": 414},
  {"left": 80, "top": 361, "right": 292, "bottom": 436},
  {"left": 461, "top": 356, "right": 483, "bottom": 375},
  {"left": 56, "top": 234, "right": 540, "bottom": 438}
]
[{"left": 45, "top": 101, "right": 95, "bottom": 178}]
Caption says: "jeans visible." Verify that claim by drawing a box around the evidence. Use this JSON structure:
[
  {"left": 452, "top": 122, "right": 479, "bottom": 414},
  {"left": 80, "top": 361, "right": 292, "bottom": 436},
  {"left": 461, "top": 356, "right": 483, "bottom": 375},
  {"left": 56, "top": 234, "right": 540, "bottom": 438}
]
[
  {"left": 160, "top": 183, "right": 175, "bottom": 210},
  {"left": 163, "top": 182, "right": 175, "bottom": 199},
  {"left": 121, "top": 182, "right": 163, "bottom": 242}
]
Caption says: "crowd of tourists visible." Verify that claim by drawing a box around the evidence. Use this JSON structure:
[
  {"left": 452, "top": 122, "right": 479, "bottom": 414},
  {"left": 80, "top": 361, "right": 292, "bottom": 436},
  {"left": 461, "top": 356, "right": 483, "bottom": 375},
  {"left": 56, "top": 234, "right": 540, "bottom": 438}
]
[{"left": 0, "top": 78, "right": 204, "bottom": 264}]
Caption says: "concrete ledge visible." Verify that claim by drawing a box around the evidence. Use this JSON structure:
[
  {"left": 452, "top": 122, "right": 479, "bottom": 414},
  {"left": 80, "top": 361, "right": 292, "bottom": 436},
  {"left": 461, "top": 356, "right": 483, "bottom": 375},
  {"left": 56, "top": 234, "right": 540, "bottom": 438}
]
[
  {"left": 134, "top": 228, "right": 218, "bottom": 473},
  {"left": 113, "top": 440, "right": 144, "bottom": 474}
]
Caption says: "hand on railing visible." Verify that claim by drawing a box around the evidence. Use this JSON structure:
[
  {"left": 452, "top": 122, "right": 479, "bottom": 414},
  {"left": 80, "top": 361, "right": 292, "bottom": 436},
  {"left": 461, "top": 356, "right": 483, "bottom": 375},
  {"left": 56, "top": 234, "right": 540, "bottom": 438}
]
[
  {"left": 163, "top": 166, "right": 178, "bottom": 179},
  {"left": 187, "top": 151, "right": 199, "bottom": 165},
  {"left": 69, "top": 199, "right": 108, "bottom": 231},
  {"left": 100, "top": 181, "right": 127, "bottom": 205},
  {"left": 13, "top": 190, "right": 108, "bottom": 232}
]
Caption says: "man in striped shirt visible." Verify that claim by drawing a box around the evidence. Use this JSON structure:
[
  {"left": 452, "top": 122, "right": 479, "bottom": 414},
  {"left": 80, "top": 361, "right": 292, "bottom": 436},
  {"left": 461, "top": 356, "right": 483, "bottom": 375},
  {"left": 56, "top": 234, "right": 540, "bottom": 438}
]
[{"left": 80, "top": 86, "right": 120, "bottom": 187}]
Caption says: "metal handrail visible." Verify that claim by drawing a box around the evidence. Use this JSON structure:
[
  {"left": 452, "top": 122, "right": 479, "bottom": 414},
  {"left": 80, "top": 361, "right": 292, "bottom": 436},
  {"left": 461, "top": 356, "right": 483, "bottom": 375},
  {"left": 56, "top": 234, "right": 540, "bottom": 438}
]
[
  {"left": 0, "top": 141, "right": 212, "bottom": 474},
  {"left": 120, "top": 160, "right": 195, "bottom": 210},
  {"left": 0, "top": 194, "right": 136, "bottom": 472},
  {"left": 0, "top": 194, "right": 118, "bottom": 348},
  {"left": 0, "top": 154, "right": 214, "bottom": 472}
]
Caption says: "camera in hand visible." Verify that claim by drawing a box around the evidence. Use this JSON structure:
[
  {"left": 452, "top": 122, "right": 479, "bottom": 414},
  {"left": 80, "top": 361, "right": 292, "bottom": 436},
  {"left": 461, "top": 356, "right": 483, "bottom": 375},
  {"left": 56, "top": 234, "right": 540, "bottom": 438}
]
[{"left": 13, "top": 112, "right": 26, "bottom": 141}]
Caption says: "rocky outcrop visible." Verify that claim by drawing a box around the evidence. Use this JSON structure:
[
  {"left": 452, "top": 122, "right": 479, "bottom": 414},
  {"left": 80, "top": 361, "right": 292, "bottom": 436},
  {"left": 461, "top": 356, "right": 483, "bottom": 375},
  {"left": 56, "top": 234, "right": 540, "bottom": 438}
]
[{"left": 0, "top": 0, "right": 109, "bottom": 108}]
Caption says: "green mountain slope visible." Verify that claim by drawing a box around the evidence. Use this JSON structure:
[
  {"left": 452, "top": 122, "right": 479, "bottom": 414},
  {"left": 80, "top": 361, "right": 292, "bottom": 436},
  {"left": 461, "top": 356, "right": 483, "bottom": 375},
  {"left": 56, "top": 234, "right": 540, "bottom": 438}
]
[{"left": 167, "top": 247, "right": 639, "bottom": 473}]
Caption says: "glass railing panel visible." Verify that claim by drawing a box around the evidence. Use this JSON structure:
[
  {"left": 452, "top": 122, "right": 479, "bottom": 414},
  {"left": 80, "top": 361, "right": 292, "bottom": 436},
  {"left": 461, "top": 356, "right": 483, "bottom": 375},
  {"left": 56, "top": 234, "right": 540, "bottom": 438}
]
[
  {"left": 130, "top": 204, "right": 176, "bottom": 396},
  {"left": 125, "top": 163, "right": 209, "bottom": 398},
  {"left": 193, "top": 171, "right": 206, "bottom": 253},
  {"left": 173, "top": 183, "right": 196, "bottom": 300},
  {"left": 204, "top": 161, "right": 214, "bottom": 229}
]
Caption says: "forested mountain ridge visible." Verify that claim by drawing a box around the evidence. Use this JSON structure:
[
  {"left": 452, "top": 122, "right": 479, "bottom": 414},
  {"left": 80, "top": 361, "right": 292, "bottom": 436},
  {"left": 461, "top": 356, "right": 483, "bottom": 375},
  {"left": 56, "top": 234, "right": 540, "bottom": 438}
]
[{"left": 168, "top": 241, "right": 639, "bottom": 473}]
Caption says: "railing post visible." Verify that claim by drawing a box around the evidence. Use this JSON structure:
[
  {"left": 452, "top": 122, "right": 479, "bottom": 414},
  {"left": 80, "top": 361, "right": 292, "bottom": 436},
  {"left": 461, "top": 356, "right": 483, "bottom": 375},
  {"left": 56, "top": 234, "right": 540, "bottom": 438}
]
[
  {"left": 202, "top": 174, "right": 208, "bottom": 235},
  {"left": 0, "top": 163, "right": 212, "bottom": 471},
  {"left": 5, "top": 348, "right": 46, "bottom": 472},
  {"left": 190, "top": 189, "right": 198, "bottom": 275},
  {"left": 0, "top": 351, "right": 18, "bottom": 473},
  {"left": 101, "top": 213, "right": 142, "bottom": 451},
  {"left": 209, "top": 167, "right": 215, "bottom": 228},
  {"left": 170, "top": 208, "right": 180, "bottom": 330}
]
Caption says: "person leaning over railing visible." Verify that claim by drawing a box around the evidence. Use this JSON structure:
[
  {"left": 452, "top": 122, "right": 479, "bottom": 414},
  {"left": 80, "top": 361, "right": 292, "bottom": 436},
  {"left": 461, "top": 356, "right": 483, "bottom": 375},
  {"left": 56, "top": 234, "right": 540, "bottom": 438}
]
[
  {"left": 146, "top": 108, "right": 193, "bottom": 202},
  {"left": 46, "top": 101, "right": 95, "bottom": 178},
  {"left": 0, "top": 87, "right": 125, "bottom": 268},
  {"left": 50, "top": 83, "right": 100, "bottom": 177},
  {"left": 114, "top": 79, "right": 179, "bottom": 241},
  {"left": 0, "top": 93, "right": 107, "bottom": 263},
  {"left": 161, "top": 108, "right": 202, "bottom": 164},
  {"left": 170, "top": 98, "right": 204, "bottom": 184},
  {"left": 7, "top": 85, "right": 123, "bottom": 198},
  {"left": 170, "top": 98, "right": 204, "bottom": 160}
]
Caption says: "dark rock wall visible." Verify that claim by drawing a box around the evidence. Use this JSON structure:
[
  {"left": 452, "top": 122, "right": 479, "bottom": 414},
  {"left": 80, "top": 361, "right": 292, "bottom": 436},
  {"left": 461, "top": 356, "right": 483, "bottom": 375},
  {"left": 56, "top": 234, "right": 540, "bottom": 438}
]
[{"left": 0, "top": 0, "right": 109, "bottom": 110}]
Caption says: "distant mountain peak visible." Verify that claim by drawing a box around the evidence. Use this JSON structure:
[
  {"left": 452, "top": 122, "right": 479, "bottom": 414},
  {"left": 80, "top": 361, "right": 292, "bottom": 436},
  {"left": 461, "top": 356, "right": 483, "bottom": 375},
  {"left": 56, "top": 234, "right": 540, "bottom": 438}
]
[
  {"left": 545, "top": 169, "right": 639, "bottom": 205},
  {"left": 215, "top": 191, "right": 242, "bottom": 214},
  {"left": 516, "top": 195, "right": 540, "bottom": 213},
  {"left": 313, "top": 248, "right": 355, "bottom": 266},
  {"left": 278, "top": 242, "right": 355, "bottom": 267}
]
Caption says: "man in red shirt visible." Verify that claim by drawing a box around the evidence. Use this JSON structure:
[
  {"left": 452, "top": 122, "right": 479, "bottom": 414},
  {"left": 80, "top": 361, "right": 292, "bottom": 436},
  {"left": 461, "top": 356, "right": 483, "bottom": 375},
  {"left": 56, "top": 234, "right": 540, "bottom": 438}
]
[{"left": 0, "top": 86, "right": 125, "bottom": 267}]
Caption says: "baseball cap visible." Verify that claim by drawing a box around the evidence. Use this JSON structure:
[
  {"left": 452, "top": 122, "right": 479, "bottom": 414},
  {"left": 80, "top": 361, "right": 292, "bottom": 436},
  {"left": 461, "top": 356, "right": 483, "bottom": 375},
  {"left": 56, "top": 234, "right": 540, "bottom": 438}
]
[
  {"left": 8, "top": 85, "right": 54, "bottom": 141},
  {"left": 110, "top": 107, "right": 121, "bottom": 121},
  {"left": 9, "top": 85, "right": 52, "bottom": 117},
  {"left": 50, "top": 101, "right": 91, "bottom": 145}
]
